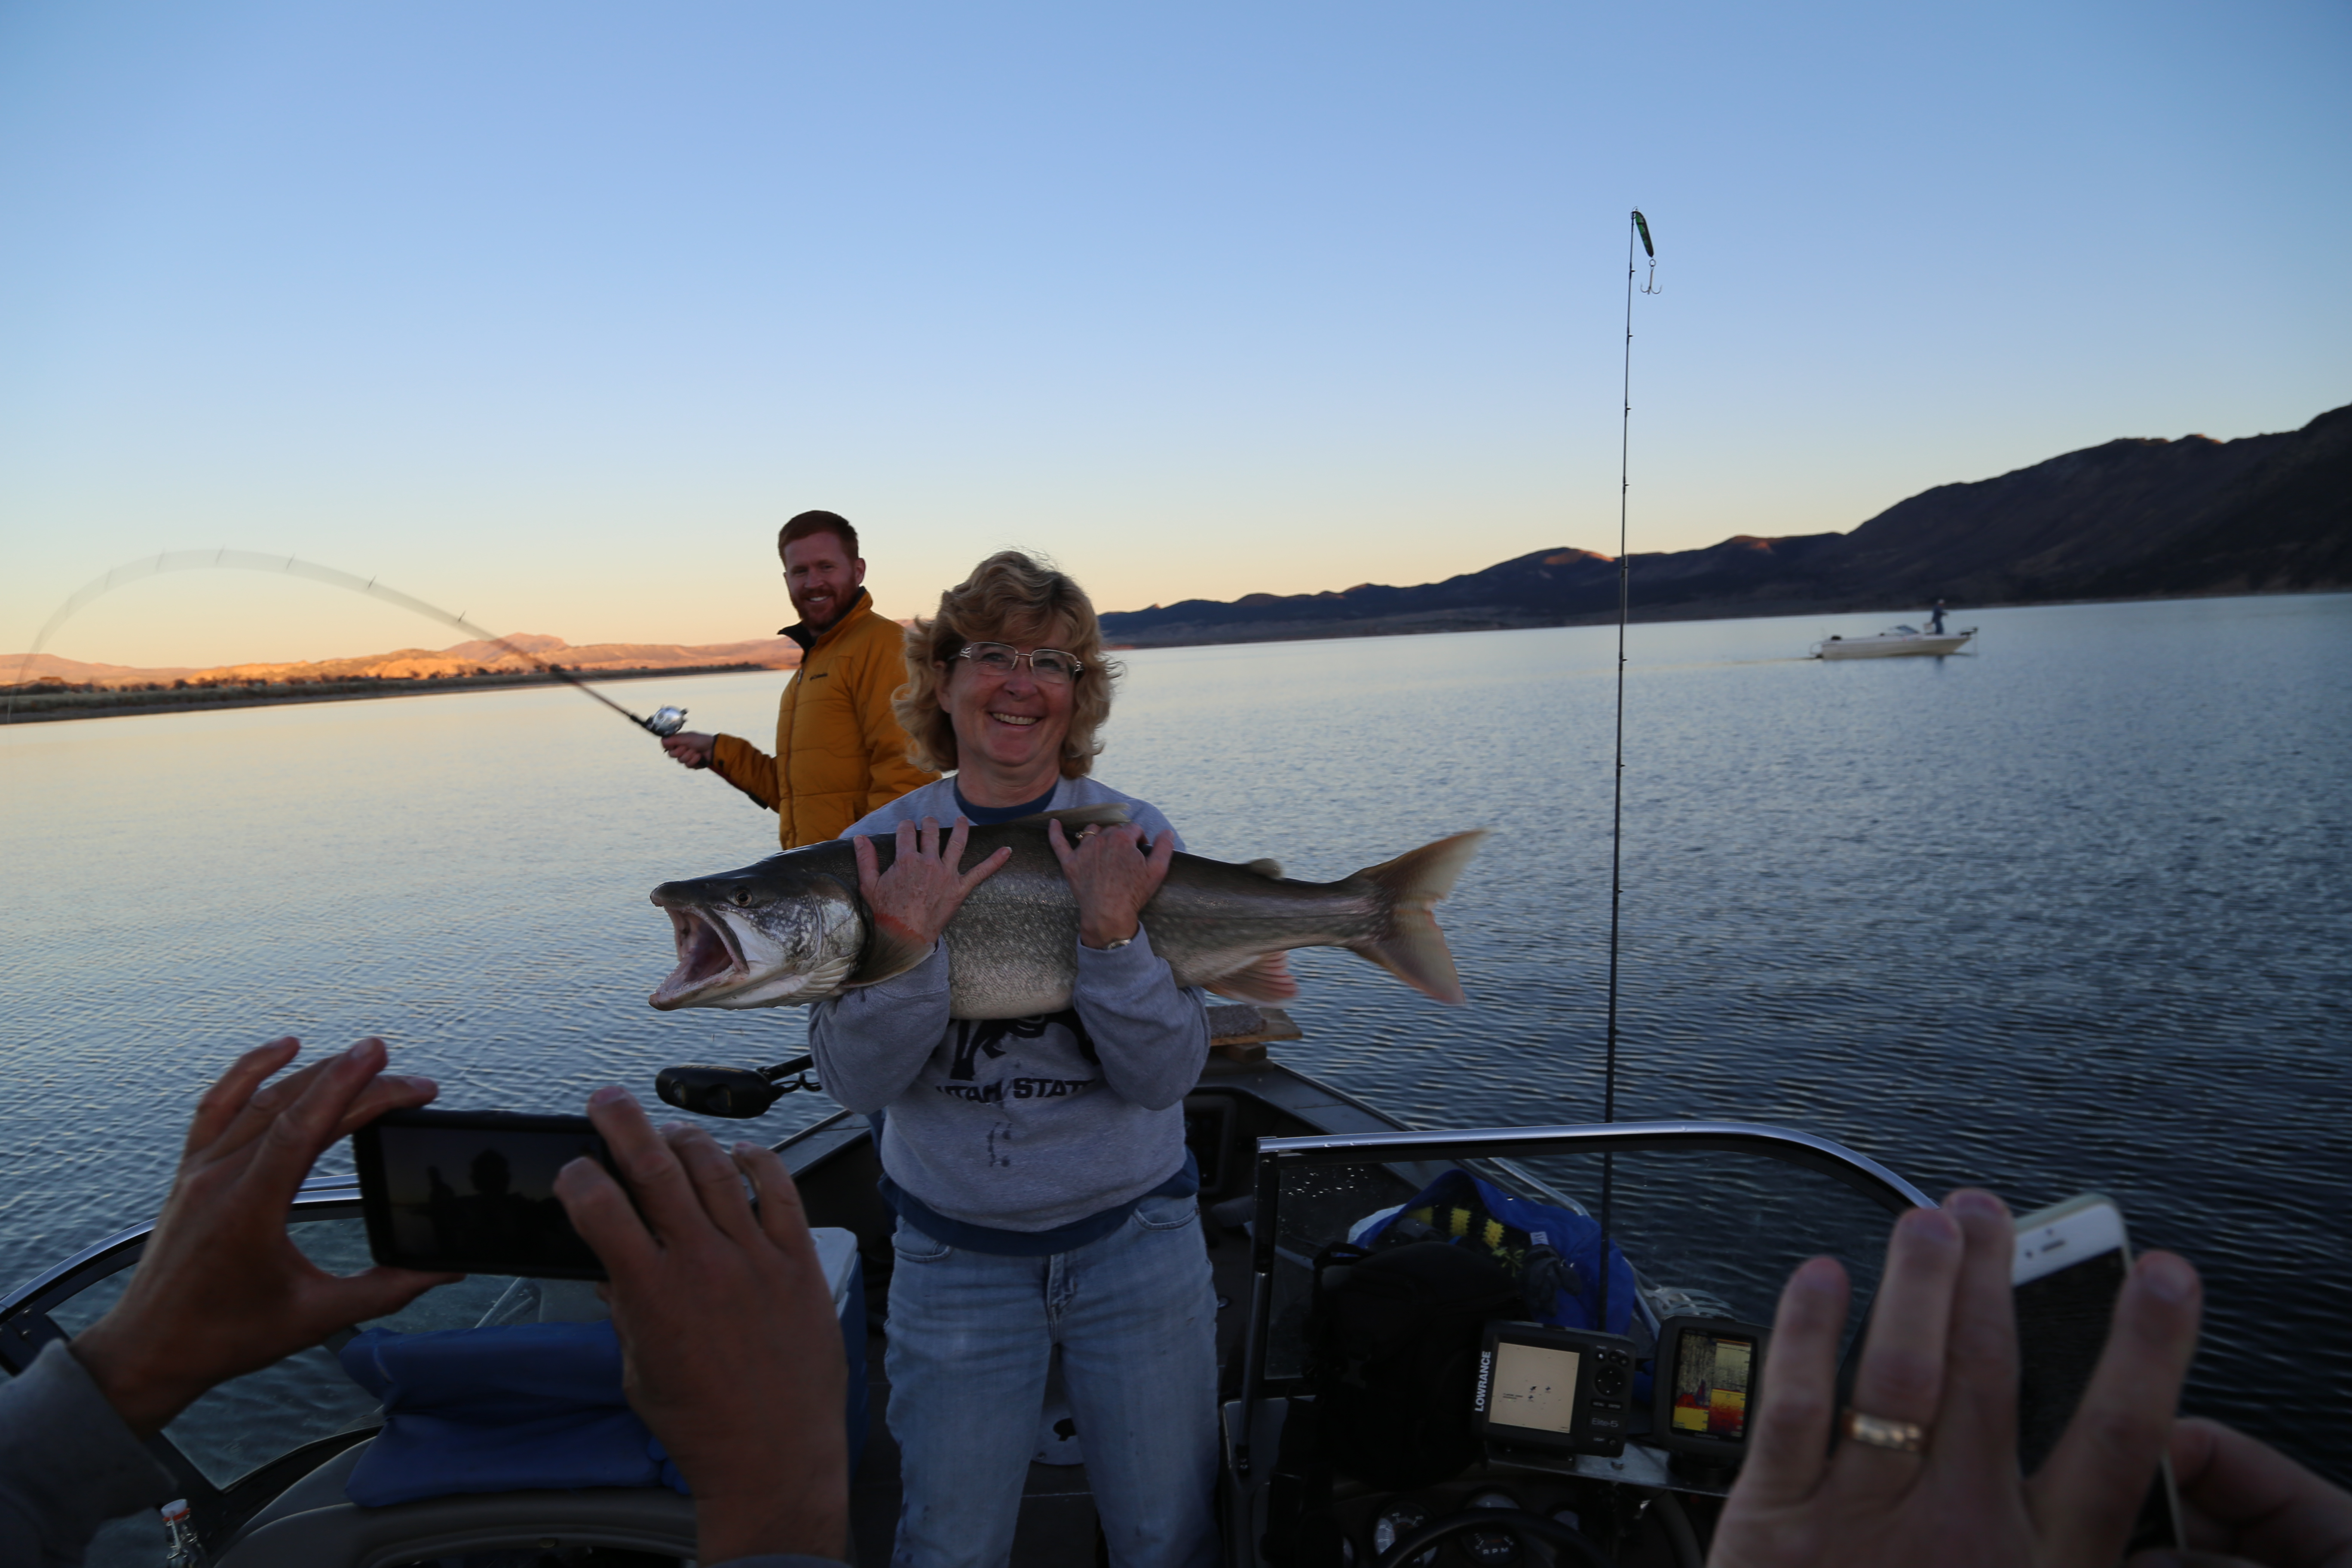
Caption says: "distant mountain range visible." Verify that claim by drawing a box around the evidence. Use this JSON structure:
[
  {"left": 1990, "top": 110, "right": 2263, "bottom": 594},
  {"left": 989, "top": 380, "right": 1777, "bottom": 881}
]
[
  {"left": 15, "top": 404, "right": 2346, "bottom": 680},
  {"left": 9, "top": 632, "right": 801, "bottom": 690},
  {"left": 1100, "top": 402, "right": 2352, "bottom": 647}
]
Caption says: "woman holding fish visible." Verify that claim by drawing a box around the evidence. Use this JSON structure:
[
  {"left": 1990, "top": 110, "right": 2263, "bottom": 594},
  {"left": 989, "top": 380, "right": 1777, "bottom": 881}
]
[{"left": 807, "top": 551, "right": 1221, "bottom": 1568}]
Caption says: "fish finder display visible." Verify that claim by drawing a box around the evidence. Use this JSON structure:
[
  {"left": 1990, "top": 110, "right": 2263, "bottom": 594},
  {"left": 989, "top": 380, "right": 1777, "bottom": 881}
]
[
  {"left": 1672, "top": 1329, "right": 1755, "bottom": 1439},
  {"left": 355, "top": 1110, "right": 612, "bottom": 1278},
  {"left": 1474, "top": 1322, "right": 1635, "bottom": 1457},
  {"left": 1652, "top": 1315, "right": 1772, "bottom": 1464},
  {"left": 1490, "top": 1341, "right": 1582, "bottom": 1433}
]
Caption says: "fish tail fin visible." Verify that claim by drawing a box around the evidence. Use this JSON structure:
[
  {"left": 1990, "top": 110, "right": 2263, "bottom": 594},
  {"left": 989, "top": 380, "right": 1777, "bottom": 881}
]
[
  {"left": 1344, "top": 830, "right": 1484, "bottom": 1004},
  {"left": 1205, "top": 951, "right": 1299, "bottom": 1005}
]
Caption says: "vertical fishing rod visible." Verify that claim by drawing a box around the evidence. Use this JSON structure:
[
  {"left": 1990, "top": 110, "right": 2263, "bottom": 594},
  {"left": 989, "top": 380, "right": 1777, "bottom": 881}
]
[{"left": 1596, "top": 209, "right": 1655, "bottom": 1334}]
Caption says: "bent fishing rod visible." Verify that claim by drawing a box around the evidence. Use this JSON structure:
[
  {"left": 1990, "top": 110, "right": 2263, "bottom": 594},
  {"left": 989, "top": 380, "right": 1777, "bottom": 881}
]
[
  {"left": 3, "top": 549, "right": 692, "bottom": 737},
  {"left": 1595, "top": 208, "right": 1658, "bottom": 1332}
]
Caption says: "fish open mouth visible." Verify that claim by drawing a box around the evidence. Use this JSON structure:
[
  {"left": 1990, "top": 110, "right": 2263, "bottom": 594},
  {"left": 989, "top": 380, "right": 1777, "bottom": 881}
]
[{"left": 650, "top": 906, "right": 748, "bottom": 1010}]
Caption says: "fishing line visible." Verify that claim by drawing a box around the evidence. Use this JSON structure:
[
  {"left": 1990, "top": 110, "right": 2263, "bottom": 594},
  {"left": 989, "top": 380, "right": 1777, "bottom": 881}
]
[
  {"left": 1596, "top": 208, "right": 1656, "bottom": 1333},
  {"left": 3, "top": 548, "right": 688, "bottom": 736}
]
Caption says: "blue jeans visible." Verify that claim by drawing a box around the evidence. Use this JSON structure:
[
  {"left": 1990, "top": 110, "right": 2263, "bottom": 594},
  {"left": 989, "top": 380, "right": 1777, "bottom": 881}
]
[{"left": 884, "top": 1192, "right": 1220, "bottom": 1568}]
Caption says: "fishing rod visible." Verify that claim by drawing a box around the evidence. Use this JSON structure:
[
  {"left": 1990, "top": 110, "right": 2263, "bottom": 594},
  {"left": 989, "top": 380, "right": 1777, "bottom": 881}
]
[
  {"left": 1595, "top": 208, "right": 1657, "bottom": 1335},
  {"left": 2, "top": 549, "right": 691, "bottom": 738}
]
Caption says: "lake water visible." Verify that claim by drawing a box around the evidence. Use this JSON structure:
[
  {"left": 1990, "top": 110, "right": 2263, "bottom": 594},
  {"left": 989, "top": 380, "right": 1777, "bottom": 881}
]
[{"left": 3, "top": 592, "right": 2346, "bottom": 1482}]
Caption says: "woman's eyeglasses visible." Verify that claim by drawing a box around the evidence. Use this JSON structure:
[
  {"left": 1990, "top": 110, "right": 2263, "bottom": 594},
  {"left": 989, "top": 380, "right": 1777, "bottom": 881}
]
[{"left": 953, "top": 643, "right": 1084, "bottom": 684}]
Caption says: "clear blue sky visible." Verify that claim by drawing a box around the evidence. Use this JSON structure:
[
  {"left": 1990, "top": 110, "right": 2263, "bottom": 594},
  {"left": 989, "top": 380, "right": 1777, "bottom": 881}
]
[{"left": 3, "top": 0, "right": 2345, "bottom": 668}]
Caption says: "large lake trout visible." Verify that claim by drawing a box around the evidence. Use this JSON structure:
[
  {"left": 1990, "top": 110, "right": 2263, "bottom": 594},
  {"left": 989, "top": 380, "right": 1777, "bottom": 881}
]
[{"left": 649, "top": 807, "right": 1482, "bottom": 1019}]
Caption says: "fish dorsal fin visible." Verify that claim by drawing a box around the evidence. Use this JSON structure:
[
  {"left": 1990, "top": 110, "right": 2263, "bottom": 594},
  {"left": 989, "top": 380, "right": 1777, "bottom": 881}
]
[
  {"left": 1244, "top": 858, "right": 1284, "bottom": 879},
  {"left": 1009, "top": 803, "right": 1132, "bottom": 828}
]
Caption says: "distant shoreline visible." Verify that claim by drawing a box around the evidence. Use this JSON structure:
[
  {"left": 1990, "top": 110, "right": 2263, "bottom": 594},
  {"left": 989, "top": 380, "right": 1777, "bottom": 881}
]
[
  {"left": 1099, "top": 584, "right": 2349, "bottom": 652},
  {"left": 1, "top": 662, "right": 783, "bottom": 726},
  {"left": 12, "top": 587, "right": 2343, "bottom": 724}
]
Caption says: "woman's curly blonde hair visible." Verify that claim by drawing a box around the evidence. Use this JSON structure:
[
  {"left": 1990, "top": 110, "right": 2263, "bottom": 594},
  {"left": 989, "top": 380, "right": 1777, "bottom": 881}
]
[{"left": 894, "top": 551, "right": 1120, "bottom": 780}]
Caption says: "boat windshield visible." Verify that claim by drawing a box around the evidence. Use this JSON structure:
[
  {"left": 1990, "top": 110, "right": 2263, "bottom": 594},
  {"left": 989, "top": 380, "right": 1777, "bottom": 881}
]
[
  {"left": 1252, "top": 1130, "right": 1922, "bottom": 1388},
  {"left": 1464, "top": 1147, "right": 1897, "bottom": 1322}
]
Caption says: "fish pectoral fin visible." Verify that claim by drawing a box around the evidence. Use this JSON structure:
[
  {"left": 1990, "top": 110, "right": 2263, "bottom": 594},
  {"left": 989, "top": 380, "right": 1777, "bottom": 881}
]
[
  {"left": 1345, "top": 830, "right": 1485, "bottom": 1004},
  {"left": 845, "top": 922, "right": 934, "bottom": 989},
  {"left": 1011, "top": 804, "right": 1133, "bottom": 829},
  {"left": 1204, "top": 951, "right": 1300, "bottom": 1005},
  {"left": 1243, "top": 858, "right": 1284, "bottom": 879}
]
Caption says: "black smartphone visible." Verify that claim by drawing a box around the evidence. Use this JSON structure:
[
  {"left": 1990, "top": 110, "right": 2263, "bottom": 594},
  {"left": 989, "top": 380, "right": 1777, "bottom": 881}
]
[
  {"left": 353, "top": 1108, "right": 616, "bottom": 1280},
  {"left": 2013, "top": 1193, "right": 2182, "bottom": 1553}
]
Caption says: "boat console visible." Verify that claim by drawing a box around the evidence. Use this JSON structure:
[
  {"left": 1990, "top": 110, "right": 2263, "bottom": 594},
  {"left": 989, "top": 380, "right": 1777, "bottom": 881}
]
[{"left": 1222, "top": 1118, "right": 1933, "bottom": 1568}]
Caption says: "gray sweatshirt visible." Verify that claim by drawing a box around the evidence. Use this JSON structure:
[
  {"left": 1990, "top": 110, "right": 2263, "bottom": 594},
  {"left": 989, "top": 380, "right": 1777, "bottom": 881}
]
[
  {"left": 0, "top": 1341, "right": 175, "bottom": 1568},
  {"left": 807, "top": 776, "right": 1210, "bottom": 1233}
]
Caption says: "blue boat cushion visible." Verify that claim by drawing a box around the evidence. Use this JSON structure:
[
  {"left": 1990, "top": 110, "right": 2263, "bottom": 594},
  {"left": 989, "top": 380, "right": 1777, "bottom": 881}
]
[{"left": 339, "top": 1321, "right": 685, "bottom": 1507}]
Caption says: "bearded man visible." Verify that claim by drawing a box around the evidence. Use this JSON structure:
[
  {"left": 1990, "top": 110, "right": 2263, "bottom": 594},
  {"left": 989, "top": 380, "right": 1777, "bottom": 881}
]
[{"left": 663, "top": 510, "right": 937, "bottom": 847}]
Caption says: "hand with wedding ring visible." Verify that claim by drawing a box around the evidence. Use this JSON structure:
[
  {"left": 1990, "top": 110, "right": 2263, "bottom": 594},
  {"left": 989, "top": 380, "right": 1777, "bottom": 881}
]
[{"left": 1711, "top": 1188, "right": 2205, "bottom": 1567}]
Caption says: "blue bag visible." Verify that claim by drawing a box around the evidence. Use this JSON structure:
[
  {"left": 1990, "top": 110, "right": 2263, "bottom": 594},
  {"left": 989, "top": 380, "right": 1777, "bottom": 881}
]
[{"left": 1355, "top": 1169, "right": 1647, "bottom": 1339}]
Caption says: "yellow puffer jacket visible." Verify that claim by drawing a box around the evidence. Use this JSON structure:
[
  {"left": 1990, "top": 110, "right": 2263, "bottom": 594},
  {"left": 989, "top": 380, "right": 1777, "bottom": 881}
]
[{"left": 709, "top": 590, "right": 939, "bottom": 848}]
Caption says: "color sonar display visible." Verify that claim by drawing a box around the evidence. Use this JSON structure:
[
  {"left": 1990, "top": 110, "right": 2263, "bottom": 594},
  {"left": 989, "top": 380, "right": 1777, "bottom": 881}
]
[{"left": 1671, "top": 1330, "right": 1754, "bottom": 1439}]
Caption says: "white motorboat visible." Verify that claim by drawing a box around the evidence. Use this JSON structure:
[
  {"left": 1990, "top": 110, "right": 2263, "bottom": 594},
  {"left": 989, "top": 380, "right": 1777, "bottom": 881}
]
[{"left": 1811, "top": 622, "right": 1976, "bottom": 659}]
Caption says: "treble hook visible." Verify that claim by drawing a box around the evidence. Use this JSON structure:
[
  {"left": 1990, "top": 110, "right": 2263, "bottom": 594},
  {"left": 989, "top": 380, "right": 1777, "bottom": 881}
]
[{"left": 1641, "top": 259, "right": 1662, "bottom": 295}]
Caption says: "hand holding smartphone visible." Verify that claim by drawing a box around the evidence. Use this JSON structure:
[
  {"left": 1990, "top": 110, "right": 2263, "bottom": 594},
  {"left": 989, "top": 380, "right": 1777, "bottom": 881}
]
[{"left": 1717, "top": 1185, "right": 2202, "bottom": 1568}]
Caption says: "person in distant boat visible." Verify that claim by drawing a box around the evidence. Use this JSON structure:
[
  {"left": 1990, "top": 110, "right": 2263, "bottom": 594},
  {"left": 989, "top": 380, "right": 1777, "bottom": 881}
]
[
  {"left": 662, "top": 510, "right": 938, "bottom": 848},
  {"left": 806, "top": 550, "right": 1220, "bottom": 1568},
  {"left": 1929, "top": 600, "right": 1949, "bottom": 634}
]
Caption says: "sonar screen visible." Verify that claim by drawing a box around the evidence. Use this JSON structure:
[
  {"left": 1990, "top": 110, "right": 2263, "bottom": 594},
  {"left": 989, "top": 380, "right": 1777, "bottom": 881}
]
[
  {"left": 1653, "top": 1315, "right": 1772, "bottom": 1465},
  {"left": 1492, "top": 1338, "right": 1584, "bottom": 1436},
  {"left": 1471, "top": 1321, "right": 1636, "bottom": 1458}
]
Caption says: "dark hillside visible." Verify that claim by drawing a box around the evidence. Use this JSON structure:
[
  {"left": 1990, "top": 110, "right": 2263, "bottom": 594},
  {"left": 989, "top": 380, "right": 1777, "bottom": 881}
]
[
  {"left": 1805, "top": 402, "right": 2352, "bottom": 603},
  {"left": 1099, "top": 403, "right": 2351, "bottom": 647}
]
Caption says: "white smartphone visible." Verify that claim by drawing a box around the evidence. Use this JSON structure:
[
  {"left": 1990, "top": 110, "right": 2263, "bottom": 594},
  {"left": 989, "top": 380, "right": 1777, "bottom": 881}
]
[{"left": 2012, "top": 1193, "right": 2182, "bottom": 1553}]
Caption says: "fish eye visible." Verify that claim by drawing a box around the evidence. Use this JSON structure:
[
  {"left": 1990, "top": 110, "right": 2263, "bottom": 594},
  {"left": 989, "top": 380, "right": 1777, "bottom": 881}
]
[{"left": 730, "top": 887, "right": 753, "bottom": 907}]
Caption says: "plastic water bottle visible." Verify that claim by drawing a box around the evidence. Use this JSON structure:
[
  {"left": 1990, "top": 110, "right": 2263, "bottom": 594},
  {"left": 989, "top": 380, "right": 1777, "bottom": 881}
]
[{"left": 160, "top": 1498, "right": 207, "bottom": 1567}]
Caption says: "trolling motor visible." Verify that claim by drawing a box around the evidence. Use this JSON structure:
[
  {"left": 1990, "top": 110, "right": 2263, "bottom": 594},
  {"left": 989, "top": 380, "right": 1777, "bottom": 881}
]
[{"left": 656, "top": 1054, "right": 821, "bottom": 1118}]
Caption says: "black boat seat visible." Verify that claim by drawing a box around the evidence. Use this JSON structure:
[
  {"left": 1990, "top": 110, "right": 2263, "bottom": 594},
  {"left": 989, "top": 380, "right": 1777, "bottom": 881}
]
[{"left": 215, "top": 1436, "right": 699, "bottom": 1567}]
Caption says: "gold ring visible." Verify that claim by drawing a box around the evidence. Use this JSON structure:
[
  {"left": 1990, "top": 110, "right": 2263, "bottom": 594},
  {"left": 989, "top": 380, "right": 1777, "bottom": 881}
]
[{"left": 1840, "top": 1407, "right": 1928, "bottom": 1454}]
